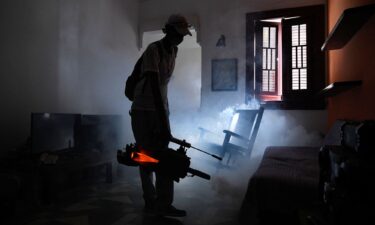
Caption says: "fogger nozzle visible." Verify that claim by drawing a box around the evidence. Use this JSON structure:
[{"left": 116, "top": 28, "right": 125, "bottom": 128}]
[
  {"left": 170, "top": 137, "right": 190, "bottom": 147},
  {"left": 170, "top": 137, "right": 223, "bottom": 161}
]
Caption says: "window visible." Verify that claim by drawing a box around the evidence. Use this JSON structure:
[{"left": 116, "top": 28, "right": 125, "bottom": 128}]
[
  {"left": 255, "top": 21, "right": 280, "bottom": 100},
  {"left": 291, "top": 24, "right": 307, "bottom": 90},
  {"left": 246, "top": 5, "right": 326, "bottom": 109},
  {"left": 261, "top": 26, "right": 277, "bottom": 93}
]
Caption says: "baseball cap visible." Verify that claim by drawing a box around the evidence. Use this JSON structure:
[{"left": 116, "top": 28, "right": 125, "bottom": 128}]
[{"left": 166, "top": 14, "right": 192, "bottom": 36}]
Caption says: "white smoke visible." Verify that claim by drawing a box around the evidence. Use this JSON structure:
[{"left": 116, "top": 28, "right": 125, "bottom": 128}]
[
  {"left": 170, "top": 98, "right": 324, "bottom": 202},
  {"left": 141, "top": 21, "right": 326, "bottom": 206}
]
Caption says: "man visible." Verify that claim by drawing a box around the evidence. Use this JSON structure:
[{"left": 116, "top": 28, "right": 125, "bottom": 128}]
[{"left": 130, "top": 14, "right": 192, "bottom": 217}]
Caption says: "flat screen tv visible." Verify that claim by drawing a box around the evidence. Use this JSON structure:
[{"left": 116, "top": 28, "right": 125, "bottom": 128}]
[
  {"left": 77, "top": 114, "right": 124, "bottom": 152},
  {"left": 30, "top": 113, "right": 80, "bottom": 154}
]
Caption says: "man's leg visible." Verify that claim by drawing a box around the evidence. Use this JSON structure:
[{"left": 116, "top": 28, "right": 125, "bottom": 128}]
[
  {"left": 155, "top": 171, "right": 186, "bottom": 217},
  {"left": 139, "top": 166, "right": 156, "bottom": 211},
  {"left": 131, "top": 110, "right": 157, "bottom": 211},
  {"left": 155, "top": 171, "right": 174, "bottom": 207}
]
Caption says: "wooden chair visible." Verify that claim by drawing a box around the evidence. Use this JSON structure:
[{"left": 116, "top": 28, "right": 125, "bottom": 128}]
[{"left": 199, "top": 107, "right": 264, "bottom": 166}]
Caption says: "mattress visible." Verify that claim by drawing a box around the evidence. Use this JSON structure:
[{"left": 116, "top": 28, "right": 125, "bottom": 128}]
[{"left": 239, "top": 146, "right": 320, "bottom": 223}]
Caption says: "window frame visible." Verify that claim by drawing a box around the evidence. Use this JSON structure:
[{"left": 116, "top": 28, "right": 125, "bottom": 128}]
[
  {"left": 255, "top": 21, "right": 279, "bottom": 95},
  {"left": 246, "top": 5, "right": 326, "bottom": 109},
  {"left": 282, "top": 17, "right": 312, "bottom": 95}
]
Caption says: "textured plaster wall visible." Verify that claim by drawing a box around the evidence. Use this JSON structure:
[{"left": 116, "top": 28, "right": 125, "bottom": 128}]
[
  {"left": 139, "top": 0, "right": 326, "bottom": 112},
  {"left": 139, "top": 0, "right": 328, "bottom": 140},
  {"left": 0, "top": 0, "right": 139, "bottom": 151}
]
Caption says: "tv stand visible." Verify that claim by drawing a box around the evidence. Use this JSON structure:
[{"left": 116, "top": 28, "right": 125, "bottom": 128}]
[
  {"left": 37, "top": 150, "right": 114, "bottom": 203},
  {"left": 40, "top": 150, "right": 113, "bottom": 181},
  {"left": 0, "top": 149, "right": 115, "bottom": 206}
]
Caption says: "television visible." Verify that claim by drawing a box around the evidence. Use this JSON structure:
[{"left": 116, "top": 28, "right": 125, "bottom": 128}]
[
  {"left": 76, "top": 114, "right": 124, "bottom": 152},
  {"left": 30, "top": 113, "right": 80, "bottom": 154}
]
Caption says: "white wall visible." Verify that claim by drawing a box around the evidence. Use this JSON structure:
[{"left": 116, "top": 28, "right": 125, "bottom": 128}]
[
  {"left": 0, "top": 0, "right": 139, "bottom": 152},
  {"left": 170, "top": 47, "right": 202, "bottom": 112},
  {"left": 0, "top": 0, "right": 329, "bottom": 154},
  {"left": 139, "top": 0, "right": 329, "bottom": 148},
  {"left": 139, "top": 0, "right": 326, "bottom": 112}
]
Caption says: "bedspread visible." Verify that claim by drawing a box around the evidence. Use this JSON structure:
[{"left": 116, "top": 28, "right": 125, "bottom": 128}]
[{"left": 239, "top": 146, "right": 320, "bottom": 224}]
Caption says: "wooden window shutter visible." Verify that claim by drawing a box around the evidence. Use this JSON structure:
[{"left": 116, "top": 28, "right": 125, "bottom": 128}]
[
  {"left": 282, "top": 17, "right": 312, "bottom": 97},
  {"left": 255, "top": 21, "right": 279, "bottom": 96}
]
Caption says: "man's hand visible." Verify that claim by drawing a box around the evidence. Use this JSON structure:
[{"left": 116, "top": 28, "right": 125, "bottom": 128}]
[{"left": 158, "top": 123, "right": 172, "bottom": 148}]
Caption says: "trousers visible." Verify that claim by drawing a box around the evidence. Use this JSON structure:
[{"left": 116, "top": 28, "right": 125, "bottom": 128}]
[{"left": 130, "top": 110, "right": 174, "bottom": 207}]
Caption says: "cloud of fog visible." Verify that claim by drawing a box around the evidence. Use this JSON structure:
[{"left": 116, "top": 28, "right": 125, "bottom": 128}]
[
  {"left": 169, "top": 99, "right": 324, "bottom": 202},
  {"left": 132, "top": 19, "right": 326, "bottom": 204},
  {"left": 169, "top": 98, "right": 263, "bottom": 145}
]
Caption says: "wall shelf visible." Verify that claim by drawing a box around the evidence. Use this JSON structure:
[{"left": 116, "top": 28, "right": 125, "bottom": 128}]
[
  {"left": 318, "top": 80, "right": 362, "bottom": 97},
  {"left": 321, "top": 4, "right": 375, "bottom": 51}
]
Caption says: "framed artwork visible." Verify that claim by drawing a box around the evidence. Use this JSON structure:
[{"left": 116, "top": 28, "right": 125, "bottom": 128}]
[{"left": 211, "top": 58, "right": 238, "bottom": 91}]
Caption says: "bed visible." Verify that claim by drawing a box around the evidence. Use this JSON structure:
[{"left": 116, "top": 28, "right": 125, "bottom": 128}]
[
  {"left": 239, "top": 121, "right": 344, "bottom": 225},
  {"left": 239, "top": 146, "right": 320, "bottom": 224}
]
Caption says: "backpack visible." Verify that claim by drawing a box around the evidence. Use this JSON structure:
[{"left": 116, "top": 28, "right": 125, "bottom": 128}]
[{"left": 124, "top": 41, "right": 163, "bottom": 101}]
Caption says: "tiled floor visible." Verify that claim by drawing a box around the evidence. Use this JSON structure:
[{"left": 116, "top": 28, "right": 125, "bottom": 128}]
[{"left": 4, "top": 155, "right": 259, "bottom": 225}]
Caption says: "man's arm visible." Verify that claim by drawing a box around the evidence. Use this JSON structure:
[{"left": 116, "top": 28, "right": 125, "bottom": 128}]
[{"left": 145, "top": 71, "right": 171, "bottom": 145}]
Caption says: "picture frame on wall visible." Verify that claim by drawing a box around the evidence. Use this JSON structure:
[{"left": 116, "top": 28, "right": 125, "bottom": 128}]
[{"left": 211, "top": 58, "right": 238, "bottom": 91}]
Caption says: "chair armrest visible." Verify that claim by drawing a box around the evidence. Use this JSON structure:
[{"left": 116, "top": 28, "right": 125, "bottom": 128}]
[
  {"left": 223, "top": 130, "right": 250, "bottom": 142},
  {"left": 225, "top": 143, "right": 247, "bottom": 154},
  {"left": 198, "top": 127, "right": 222, "bottom": 138}
]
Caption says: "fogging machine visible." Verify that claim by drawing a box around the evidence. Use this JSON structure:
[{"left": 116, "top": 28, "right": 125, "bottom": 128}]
[{"left": 117, "top": 137, "right": 222, "bottom": 181}]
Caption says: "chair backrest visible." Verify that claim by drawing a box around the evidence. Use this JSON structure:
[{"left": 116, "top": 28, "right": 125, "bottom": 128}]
[
  {"left": 246, "top": 107, "right": 264, "bottom": 153},
  {"left": 226, "top": 107, "right": 264, "bottom": 154}
]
